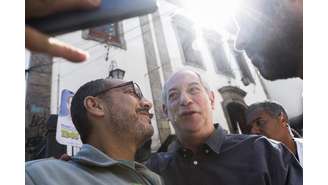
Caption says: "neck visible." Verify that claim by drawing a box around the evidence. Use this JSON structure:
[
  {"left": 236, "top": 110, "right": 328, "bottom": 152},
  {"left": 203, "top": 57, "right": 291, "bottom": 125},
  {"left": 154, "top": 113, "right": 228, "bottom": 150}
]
[
  {"left": 281, "top": 134, "right": 297, "bottom": 155},
  {"left": 87, "top": 130, "right": 137, "bottom": 161},
  {"left": 178, "top": 124, "right": 215, "bottom": 153}
]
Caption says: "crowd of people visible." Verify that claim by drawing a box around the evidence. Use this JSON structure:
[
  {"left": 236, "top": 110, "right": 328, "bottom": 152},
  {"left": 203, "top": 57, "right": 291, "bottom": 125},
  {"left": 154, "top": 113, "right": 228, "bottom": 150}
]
[{"left": 25, "top": 0, "right": 303, "bottom": 185}]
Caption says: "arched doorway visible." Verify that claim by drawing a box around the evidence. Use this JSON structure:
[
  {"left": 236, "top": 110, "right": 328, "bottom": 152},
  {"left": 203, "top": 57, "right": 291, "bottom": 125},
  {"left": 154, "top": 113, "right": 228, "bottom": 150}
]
[
  {"left": 219, "top": 86, "right": 251, "bottom": 134},
  {"left": 226, "top": 102, "right": 250, "bottom": 134}
]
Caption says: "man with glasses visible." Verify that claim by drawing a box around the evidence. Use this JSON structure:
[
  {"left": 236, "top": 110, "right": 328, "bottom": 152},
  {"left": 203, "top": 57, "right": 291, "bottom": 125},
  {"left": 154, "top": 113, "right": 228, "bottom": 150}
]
[
  {"left": 26, "top": 78, "right": 164, "bottom": 185},
  {"left": 246, "top": 101, "right": 303, "bottom": 167}
]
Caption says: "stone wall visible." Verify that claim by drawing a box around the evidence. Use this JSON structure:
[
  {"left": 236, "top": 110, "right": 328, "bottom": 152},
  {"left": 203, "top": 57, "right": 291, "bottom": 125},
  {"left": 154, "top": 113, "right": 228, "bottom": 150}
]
[{"left": 25, "top": 53, "right": 53, "bottom": 161}]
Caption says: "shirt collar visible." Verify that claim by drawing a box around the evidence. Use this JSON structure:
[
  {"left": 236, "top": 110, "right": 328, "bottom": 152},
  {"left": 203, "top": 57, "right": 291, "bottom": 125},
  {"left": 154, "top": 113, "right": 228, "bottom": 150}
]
[
  {"left": 204, "top": 125, "right": 226, "bottom": 154},
  {"left": 72, "top": 144, "right": 148, "bottom": 170},
  {"left": 171, "top": 125, "right": 226, "bottom": 157},
  {"left": 72, "top": 144, "right": 119, "bottom": 167}
]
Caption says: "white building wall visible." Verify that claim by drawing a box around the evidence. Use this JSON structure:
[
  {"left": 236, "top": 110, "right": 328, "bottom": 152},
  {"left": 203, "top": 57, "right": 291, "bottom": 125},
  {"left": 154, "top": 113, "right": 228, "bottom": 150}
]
[{"left": 50, "top": 1, "right": 268, "bottom": 151}]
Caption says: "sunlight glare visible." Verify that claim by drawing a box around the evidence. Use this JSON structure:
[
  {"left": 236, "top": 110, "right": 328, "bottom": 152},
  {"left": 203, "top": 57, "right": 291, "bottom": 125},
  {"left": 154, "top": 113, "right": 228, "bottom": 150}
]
[{"left": 183, "top": 0, "right": 241, "bottom": 30}]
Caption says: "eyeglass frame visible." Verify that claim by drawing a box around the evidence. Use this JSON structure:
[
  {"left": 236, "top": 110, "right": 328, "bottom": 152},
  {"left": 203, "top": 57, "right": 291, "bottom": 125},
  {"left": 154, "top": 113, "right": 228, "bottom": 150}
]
[{"left": 92, "top": 81, "right": 144, "bottom": 100}]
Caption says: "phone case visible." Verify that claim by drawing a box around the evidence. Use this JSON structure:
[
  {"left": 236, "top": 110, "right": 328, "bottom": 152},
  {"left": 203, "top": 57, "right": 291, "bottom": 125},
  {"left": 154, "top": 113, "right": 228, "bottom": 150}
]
[{"left": 26, "top": 0, "right": 158, "bottom": 35}]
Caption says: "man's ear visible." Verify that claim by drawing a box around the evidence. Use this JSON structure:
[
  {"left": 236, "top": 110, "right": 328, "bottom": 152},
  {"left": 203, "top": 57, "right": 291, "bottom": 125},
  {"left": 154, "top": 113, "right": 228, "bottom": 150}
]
[
  {"left": 83, "top": 96, "right": 105, "bottom": 117},
  {"left": 208, "top": 91, "right": 215, "bottom": 110},
  {"left": 279, "top": 112, "right": 288, "bottom": 126},
  {"left": 162, "top": 104, "right": 169, "bottom": 119}
]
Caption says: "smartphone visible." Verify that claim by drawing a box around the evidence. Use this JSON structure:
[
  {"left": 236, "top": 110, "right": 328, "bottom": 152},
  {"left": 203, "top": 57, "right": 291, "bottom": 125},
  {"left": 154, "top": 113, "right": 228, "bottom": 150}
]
[{"left": 26, "top": 0, "right": 158, "bottom": 35}]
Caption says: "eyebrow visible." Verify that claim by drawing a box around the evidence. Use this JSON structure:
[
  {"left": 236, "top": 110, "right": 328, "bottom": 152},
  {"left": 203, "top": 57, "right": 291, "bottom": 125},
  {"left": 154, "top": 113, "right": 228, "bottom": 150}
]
[
  {"left": 168, "top": 87, "right": 178, "bottom": 94},
  {"left": 168, "top": 81, "right": 202, "bottom": 93},
  {"left": 188, "top": 82, "right": 201, "bottom": 87}
]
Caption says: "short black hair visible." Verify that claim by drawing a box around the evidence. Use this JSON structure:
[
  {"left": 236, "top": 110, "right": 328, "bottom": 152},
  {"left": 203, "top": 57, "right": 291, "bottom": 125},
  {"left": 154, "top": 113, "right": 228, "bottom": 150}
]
[
  {"left": 70, "top": 79, "right": 108, "bottom": 143},
  {"left": 246, "top": 101, "right": 288, "bottom": 125}
]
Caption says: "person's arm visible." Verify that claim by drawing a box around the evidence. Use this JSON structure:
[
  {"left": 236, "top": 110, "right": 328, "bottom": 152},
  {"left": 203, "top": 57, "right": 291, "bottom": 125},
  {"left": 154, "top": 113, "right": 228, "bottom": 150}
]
[
  {"left": 254, "top": 137, "right": 303, "bottom": 185},
  {"left": 283, "top": 149, "right": 303, "bottom": 185},
  {"left": 25, "top": 0, "right": 101, "bottom": 62}
]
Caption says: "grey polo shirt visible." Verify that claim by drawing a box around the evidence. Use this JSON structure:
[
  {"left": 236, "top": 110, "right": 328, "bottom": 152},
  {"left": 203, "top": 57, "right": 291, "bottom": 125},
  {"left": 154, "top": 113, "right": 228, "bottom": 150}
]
[{"left": 26, "top": 144, "right": 163, "bottom": 185}]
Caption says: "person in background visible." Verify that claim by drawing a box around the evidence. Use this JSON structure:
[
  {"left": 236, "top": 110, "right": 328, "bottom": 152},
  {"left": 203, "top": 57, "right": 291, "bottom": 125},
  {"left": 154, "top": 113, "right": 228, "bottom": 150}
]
[{"left": 246, "top": 101, "right": 303, "bottom": 166}]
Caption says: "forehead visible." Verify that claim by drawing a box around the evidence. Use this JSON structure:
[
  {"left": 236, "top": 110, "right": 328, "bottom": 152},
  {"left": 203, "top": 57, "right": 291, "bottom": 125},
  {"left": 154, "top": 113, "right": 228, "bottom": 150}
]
[{"left": 166, "top": 71, "right": 202, "bottom": 91}]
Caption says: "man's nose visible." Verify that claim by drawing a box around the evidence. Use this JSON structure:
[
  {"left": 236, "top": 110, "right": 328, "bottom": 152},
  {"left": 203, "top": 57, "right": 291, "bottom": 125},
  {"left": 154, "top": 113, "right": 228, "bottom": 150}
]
[
  {"left": 179, "top": 92, "right": 192, "bottom": 106},
  {"left": 140, "top": 97, "right": 153, "bottom": 110}
]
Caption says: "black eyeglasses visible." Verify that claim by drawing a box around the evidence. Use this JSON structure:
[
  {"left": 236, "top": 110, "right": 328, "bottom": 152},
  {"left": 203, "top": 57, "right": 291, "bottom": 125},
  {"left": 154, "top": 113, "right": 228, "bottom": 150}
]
[{"left": 93, "top": 81, "right": 144, "bottom": 100}]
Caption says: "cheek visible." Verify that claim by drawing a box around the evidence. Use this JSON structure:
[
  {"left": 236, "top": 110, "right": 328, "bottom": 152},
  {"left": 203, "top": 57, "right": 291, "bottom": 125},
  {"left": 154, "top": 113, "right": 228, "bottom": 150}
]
[
  {"left": 167, "top": 101, "right": 178, "bottom": 112},
  {"left": 167, "top": 106, "right": 178, "bottom": 118},
  {"left": 113, "top": 99, "right": 135, "bottom": 115},
  {"left": 261, "top": 125, "right": 275, "bottom": 135},
  {"left": 194, "top": 96, "right": 211, "bottom": 109}
]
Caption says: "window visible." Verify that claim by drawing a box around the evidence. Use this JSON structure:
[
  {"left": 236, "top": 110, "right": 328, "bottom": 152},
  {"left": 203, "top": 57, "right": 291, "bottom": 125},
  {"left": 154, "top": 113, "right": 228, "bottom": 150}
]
[
  {"left": 172, "top": 15, "right": 205, "bottom": 69},
  {"left": 82, "top": 22, "right": 126, "bottom": 49},
  {"left": 203, "top": 30, "right": 235, "bottom": 78},
  {"left": 227, "top": 41, "right": 255, "bottom": 85}
]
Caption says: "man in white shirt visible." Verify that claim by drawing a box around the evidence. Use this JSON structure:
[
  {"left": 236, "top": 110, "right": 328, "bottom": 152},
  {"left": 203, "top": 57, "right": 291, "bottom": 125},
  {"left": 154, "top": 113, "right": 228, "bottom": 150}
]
[{"left": 246, "top": 101, "right": 303, "bottom": 166}]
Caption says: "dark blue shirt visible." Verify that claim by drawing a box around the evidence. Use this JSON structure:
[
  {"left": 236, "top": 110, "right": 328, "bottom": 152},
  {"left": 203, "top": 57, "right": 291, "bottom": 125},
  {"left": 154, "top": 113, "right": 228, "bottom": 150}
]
[{"left": 146, "top": 126, "right": 302, "bottom": 185}]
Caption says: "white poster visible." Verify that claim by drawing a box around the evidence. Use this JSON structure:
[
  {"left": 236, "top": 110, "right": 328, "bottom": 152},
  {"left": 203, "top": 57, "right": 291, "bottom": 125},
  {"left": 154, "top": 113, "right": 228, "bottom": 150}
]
[{"left": 56, "top": 89, "right": 82, "bottom": 147}]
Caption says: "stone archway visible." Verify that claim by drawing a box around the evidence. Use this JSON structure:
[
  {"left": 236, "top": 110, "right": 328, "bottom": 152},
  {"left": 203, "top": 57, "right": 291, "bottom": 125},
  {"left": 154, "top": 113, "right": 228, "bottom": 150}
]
[{"left": 219, "top": 86, "right": 251, "bottom": 134}]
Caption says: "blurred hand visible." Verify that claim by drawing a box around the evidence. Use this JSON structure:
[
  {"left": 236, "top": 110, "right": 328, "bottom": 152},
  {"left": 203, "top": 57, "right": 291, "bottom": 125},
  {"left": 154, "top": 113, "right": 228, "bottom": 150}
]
[
  {"left": 59, "top": 153, "right": 71, "bottom": 161},
  {"left": 26, "top": 0, "right": 101, "bottom": 62}
]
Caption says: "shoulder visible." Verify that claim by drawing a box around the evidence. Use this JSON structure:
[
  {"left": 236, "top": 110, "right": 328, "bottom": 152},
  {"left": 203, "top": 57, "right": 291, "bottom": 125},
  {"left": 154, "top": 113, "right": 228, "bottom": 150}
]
[
  {"left": 225, "top": 133, "right": 282, "bottom": 148},
  {"left": 26, "top": 158, "right": 68, "bottom": 168},
  {"left": 224, "top": 133, "right": 260, "bottom": 143},
  {"left": 26, "top": 158, "right": 58, "bottom": 169},
  {"left": 26, "top": 158, "right": 76, "bottom": 175},
  {"left": 26, "top": 158, "right": 84, "bottom": 185},
  {"left": 242, "top": 135, "right": 288, "bottom": 155},
  {"left": 294, "top": 138, "right": 303, "bottom": 145},
  {"left": 246, "top": 136, "right": 300, "bottom": 167},
  {"left": 223, "top": 134, "right": 291, "bottom": 158},
  {"left": 222, "top": 133, "right": 271, "bottom": 151}
]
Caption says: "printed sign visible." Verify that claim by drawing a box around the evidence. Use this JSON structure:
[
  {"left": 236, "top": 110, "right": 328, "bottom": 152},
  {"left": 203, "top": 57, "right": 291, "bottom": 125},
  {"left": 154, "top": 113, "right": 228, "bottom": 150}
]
[{"left": 56, "top": 89, "right": 82, "bottom": 147}]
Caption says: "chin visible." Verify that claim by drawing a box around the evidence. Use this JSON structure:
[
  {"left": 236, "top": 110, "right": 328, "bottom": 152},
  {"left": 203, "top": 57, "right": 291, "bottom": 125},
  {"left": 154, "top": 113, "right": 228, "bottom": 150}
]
[
  {"left": 143, "top": 127, "right": 154, "bottom": 140},
  {"left": 182, "top": 120, "right": 205, "bottom": 132},
  {"left": 135, "top": 126, "right": 154, "bottom": 144},
  {"left": 259, "top": 65, "right": 299, "bottom": 80}
]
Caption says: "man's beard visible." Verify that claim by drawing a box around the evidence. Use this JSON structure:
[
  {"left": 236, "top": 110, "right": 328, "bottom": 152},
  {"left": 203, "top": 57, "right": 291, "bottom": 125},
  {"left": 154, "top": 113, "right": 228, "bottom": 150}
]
[{"left": 107, "top": 105, "right": 154, "bottom": 146}]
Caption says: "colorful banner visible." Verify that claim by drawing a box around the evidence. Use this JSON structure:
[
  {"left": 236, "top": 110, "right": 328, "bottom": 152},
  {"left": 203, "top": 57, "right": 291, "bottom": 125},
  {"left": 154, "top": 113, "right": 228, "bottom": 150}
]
[{"left": 56, "top": 89, "right": 82, "bottom": 147}]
